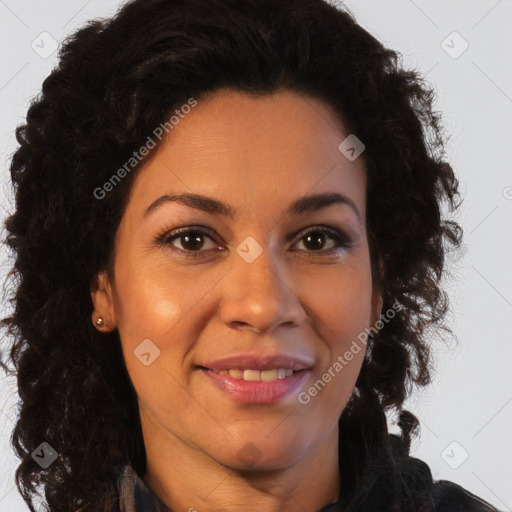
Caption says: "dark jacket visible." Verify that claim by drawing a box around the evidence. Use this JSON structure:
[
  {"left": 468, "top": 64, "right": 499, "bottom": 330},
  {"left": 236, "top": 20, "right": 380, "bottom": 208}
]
[{"left": 117, "top": 434, "right": 500, "bottom": 511}]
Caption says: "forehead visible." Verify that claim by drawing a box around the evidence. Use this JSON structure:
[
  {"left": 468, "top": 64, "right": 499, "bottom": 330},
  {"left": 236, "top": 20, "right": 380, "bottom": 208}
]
[{"left": 127, "top": 89, "right": 366, "bottom": 219}]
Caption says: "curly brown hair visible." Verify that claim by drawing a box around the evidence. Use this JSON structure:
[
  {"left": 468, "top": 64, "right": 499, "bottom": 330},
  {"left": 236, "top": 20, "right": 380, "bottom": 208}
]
[{"left": 1, "top": 0, "right": 462, "bottom": 510}]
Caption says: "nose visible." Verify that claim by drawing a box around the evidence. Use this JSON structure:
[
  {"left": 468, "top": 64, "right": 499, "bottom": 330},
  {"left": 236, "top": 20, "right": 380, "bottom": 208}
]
[{"left": 219, "top": 246, "right": 306, "bottom": 335}]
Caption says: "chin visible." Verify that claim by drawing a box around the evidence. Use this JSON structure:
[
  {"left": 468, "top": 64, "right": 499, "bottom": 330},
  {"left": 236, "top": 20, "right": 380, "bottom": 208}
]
[{"left": 215, "top": 439, "right": 304, "bottom": 472}]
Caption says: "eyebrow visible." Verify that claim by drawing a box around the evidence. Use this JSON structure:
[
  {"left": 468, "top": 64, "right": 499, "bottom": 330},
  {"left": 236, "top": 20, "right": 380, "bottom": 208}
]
[{"left": 143, "top": 191, "right": 361, "bottom": 221}]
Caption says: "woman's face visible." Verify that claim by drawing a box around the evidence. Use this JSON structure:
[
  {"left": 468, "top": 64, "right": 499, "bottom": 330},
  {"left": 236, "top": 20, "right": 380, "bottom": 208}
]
[{"left": 92, "top": 89, "right": 382, "bottom": 471}]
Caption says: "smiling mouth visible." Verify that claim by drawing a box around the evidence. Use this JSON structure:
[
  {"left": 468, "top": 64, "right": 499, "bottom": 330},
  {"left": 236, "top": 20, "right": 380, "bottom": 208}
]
[
  {"left": 198, "top": 365, "right": 311, "bottom": 404},
  {"left": 200, "top": 367, "right": 299, "bottom": 382}
]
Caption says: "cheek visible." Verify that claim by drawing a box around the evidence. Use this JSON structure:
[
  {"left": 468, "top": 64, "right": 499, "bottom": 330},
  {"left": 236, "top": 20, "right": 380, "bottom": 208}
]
[
  {"left": 305, "top": 262, "right": 374, "bottom": 346},
  {"left": 112, "top": 264, "right": 199, "bottom": 421},
  {"left": 113, "top": 254, "right": 192, "bottom": 340},
  {"left": 112, "top": 253, "right": 221, "bottom": 392}
]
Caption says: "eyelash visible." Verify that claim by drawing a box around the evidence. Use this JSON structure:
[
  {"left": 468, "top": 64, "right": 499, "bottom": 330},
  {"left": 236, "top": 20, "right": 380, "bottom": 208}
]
[{"left": 154, "top": 225, "right": 352, "bottom": 259}]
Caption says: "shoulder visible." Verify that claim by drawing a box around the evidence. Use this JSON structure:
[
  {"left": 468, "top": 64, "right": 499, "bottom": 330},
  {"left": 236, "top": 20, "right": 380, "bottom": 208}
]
[{"left": 386, "top": 434, "right": 499, "bottom": 511}]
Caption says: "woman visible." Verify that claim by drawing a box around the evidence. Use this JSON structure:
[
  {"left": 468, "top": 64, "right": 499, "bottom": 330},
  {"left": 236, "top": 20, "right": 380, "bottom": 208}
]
[{"left": 0, "top": 0, "right": 500, "bottom": 510}]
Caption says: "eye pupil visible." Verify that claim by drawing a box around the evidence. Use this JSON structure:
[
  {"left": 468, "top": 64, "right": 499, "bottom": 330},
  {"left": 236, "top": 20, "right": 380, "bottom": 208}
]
[
  {"left": 303, "top": 232, "right": 326, "bottom": 251},
  {"left": 182, "top": 234, "right": 204, "bottom": 251}
]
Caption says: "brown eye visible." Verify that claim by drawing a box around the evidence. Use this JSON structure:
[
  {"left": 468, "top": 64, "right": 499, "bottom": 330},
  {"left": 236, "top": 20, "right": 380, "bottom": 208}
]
[
  {"left": 302, "top": 232, "right": 330, "bottom": 251},
  {"left": 293, "top": 227, "right": 350, "bottom": 255},
  {"left": 173, "top": 232, "right": 208, "bottom": 251},
  {"left": 157, "top": 227, "right": 221, "bottom": 257}
]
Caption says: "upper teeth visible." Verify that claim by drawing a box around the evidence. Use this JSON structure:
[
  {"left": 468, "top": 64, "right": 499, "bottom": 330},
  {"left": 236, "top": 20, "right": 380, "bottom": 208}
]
[{"left": 212, "top": 368, "right": 294, "bottom": 381}]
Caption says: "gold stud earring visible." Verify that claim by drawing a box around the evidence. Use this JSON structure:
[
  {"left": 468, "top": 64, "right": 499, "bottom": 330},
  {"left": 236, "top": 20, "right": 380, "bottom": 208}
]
[{"left": 95, "top": 317, "right": 104, "bottom": 327}]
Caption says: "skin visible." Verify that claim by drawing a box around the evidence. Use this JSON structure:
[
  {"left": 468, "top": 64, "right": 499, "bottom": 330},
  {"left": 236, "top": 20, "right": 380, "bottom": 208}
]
[{"left": 91, "top": 89, "right": 383, "bottom": 512}]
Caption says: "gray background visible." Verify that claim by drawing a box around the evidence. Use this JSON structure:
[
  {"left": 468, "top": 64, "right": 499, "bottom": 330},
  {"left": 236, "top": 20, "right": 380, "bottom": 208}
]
[{"left": 1, "top": 0, "right": 511, "bottom": 510}]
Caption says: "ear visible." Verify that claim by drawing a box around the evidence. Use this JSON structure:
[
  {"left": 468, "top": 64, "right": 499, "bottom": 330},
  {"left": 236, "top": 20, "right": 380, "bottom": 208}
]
[{"left": 90, "top": 270, "right": 117, "bottom": 332}]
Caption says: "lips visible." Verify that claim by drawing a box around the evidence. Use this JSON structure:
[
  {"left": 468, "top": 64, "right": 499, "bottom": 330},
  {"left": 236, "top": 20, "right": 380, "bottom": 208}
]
[
  {"left": 197, "top": 353, "right": 313, "bottom": 404},
  {"left": 200, "top": 367, "right": 311, "bottom": 404},
  {"left": 200, "top": 353, "right": 313, "bottom": 372}
]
